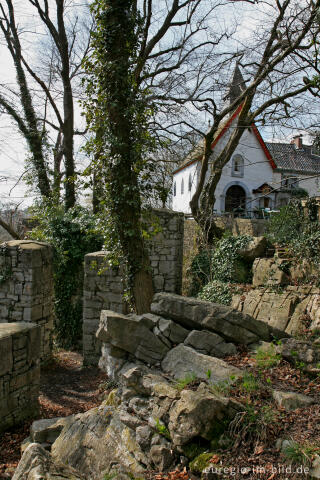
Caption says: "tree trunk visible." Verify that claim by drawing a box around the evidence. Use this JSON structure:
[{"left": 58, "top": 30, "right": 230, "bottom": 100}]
[
  {"left": 56, "top": 0, "right": 75, "bottom": 210},
  {"left": 94, "top": 0, "right": 154, "bottom": 313}
]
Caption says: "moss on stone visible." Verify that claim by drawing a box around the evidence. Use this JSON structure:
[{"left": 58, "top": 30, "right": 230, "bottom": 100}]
[
  {"left": 182, "top": 442, "right": 207, "bottom": 460},
  {"left": 189, "top": 452, "right": 215, "bottom": 474}
]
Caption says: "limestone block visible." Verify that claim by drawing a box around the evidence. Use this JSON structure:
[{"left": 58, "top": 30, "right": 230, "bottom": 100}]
[
  {"left": 252, "top": 258, "right": 289, "bottom": 287},
  {"left": 162, "top": 344, "right": 240, "bottom": 384}
]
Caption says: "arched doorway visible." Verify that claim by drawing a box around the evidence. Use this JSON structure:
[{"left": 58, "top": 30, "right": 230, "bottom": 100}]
[{"left": 225, "top": 185, "right": 246, "bottom": 212}]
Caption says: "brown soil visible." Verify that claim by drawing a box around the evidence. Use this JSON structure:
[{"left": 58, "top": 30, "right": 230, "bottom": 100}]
[{"left": 0, "top": 350, "right": 107, "bottom": 478}]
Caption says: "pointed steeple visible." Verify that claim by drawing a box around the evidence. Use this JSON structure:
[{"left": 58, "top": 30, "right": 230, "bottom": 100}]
[{"left": 224, "top": 63, "right": 246, "bottom": 106}]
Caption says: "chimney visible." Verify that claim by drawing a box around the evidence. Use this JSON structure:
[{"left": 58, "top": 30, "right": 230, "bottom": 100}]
[{"left": 291, "top": 134, "right": 303, "bottom": 149}]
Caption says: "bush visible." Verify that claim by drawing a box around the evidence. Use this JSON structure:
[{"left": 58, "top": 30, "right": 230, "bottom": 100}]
[
  {"left": 189, "top": 235, "right": 252, "bottom": 298},
  {"left": 198, "top": 280, "right": 235, "bottom": 306},
  {"left": 29, "top": 204, "right": 103, "bottom": 348}
]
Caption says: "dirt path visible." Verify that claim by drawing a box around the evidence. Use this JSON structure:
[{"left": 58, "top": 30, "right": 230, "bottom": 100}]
[{"left": 0, "top": 350, "right": 107, "bottom": 478}]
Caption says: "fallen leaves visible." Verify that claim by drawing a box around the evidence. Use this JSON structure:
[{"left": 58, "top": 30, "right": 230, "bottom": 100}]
[{"left": 155, "top": 468, "right": 189, "bottom": 480}]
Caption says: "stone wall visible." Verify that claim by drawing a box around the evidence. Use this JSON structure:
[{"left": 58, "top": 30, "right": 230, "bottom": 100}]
[
  {"left": 0, "top": 322, "right": 40, "bottom": 433},
  {"left": 0, "top": 241, "right": 54, "bottom": 360},
  {"left": 83, "top": 209, "right": 184, "bottom": 365}
]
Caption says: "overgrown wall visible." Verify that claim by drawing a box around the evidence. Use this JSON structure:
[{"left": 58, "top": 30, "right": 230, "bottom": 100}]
[
  {"left": 83, "top": 209, "right": 184, "bottom": 365},
  {"left": 0, "top": 241, "right": 54, "bottom": 360},
  {"left": 0, "top": 322, "right": 40, "bottom": 432}
]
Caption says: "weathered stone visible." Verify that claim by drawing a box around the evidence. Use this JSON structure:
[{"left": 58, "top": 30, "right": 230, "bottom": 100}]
[
  {"left": 158, "top": 318, "right": 189, "bottom": 344},
  {"left": 151, "top": 293, "right": 288, "bottom": 345},
  {"left": 272, "top": 390, "right": 314, "bottom": 411},
  {"left": 30, "top": 416, "right": 73, "bottom": 444},
  {"left": 136, "top": 425, "right": 153, "bottom": 450},
  {"left": 51, "top": 404, "right": 148, "bottom": 477},
  {"left": 12, "top": 443, "right": 84, "bottom": 480},
  {"left": 99, "top": 343, "right": 127, "bottom": 380},
  {"left": 0, "top": 241, "right": 53, "bottom": 362},
  {"left": 168, "top": 384, "right": 241, "bottom": 446},
  {"left": 161, "top": 345, "right": 240, "bottom": 384},
  {"left": 184, "top": 330, "right": 236, "bottom": 357},
  {"left": 252, "top": 258, "right": 289, "bottom": 287},
  {"left": 150, "top": 444, "right": 176, "bottom": 471},
  {"left": 238, "top": 236, "right": 267, "bottom": 260},
  {"left": 97, "top": 310, "right": 170, "bottom": 364},
  {"left": 278, "top": 338, "right": 320, "bottom": 371}
]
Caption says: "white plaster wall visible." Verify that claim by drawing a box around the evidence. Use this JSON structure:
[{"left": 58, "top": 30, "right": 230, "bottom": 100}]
[
  {"left": 172, "top": 115, "right": 320, "bottom": 215},
  {"left": 172, "top": 162, "right": 198, "bottom": 213},
  {"left": 211, "top": 126, "right": 274, "bottom": 213}
]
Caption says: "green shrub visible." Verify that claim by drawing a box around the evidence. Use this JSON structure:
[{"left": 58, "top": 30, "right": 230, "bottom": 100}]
[
  {"left": 188, "top": 249, "right": 212, "bottom": 296},
  {"left": 29, "top": 204, "right": 103, "bottom": 348},
  {"left": 198, "top": 280, "right": 233, "bottom": 305},
  {"left": 210, "top": 235, "right": 252, "bottom": 283}
]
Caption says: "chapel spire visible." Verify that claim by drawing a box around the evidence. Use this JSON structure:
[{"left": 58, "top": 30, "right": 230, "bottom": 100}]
[{"left": 224, "top": 62, "right": 246, "bottom": 106}]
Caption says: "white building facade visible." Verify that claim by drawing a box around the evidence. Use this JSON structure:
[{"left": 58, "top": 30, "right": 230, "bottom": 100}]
[{"left": 172, "top": 111, "right": 320, "bottom": 216}]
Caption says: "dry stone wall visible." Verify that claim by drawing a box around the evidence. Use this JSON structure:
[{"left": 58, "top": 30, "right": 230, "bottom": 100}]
[
  {"left": 83, "top": 209, "right": 184, "bottom": 365},
  {"left": 0, "top": 322, "right": 40, "bottom": 433},
  {"left": 0, "top": 240, "right": 54, "bottom": 360}
]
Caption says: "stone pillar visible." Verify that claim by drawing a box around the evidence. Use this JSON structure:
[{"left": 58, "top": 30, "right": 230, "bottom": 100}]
[
  {"left": 0, "top": 322, "right": 40, "bottom": 432},
  {"left": 0, "top": 241, "right": 54, "bottom": 360},
  {"left": 83, "top": 209, "right": 184, "bottom": 365},
  {"left": 83, "top": 253, "right": 126, "bottom": 366}
]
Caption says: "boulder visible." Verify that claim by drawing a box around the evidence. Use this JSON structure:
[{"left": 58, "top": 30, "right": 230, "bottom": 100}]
[
  {"left": 150, "top": 444, "right": 176, "bottom": 471},
  {"left": 151, "top": 293, "right": 289, "bottom": 346},
  {"left": 158, "top": 317, "right": 189, "bottom": 344},
  {"left": 51, "top": 404, "right": 148, "bottom": 478},
  {"left": 238, "top": 236, "right": 267, "bottom": 260},
  {"left": 161, "top": 344, "right": 240, "bottom": 384},
  {"left": 252, "top": 258, "right": 290, "bottom": 287},
  {"left": 184, "top": 330, "right": 237, "bottom": 357},
  {"left": 30, "top": 416, "right": 73, "bottom": 444},
  {"left": 12, "top": 443, "right": 84, "bottom": 480},
  {"left": 272, "top": 390, "right": 315, "bottom": 411},
  {"left": 278, "top": 338, "right": 320, "bottom": 372},
  {"left": 151, "top": 293, "right": 211, "bottom": 330},
  {"left": 97, "top": 310, "right": 170, "bottom": 364},
  {"left": 168, "top": 384, "right": 241, "bottom": 446}
]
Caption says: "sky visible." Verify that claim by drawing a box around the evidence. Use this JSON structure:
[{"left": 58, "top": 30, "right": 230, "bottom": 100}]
[{"left": 0, "top": 0, "right": 316, "bottom": 209}]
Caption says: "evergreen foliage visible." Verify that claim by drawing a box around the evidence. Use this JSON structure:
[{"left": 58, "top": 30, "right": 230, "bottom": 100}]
[{"left": 29, "top": 204, "right": 103, "bottom": 347}]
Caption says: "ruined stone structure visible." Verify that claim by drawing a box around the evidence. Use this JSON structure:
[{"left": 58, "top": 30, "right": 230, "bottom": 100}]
[
  {"left": 0, "top": 322, "right": 40, "bottom": 433},
  {"left": 83, "top": 209, "right": 184, "bottom": 365},
  {"left": 0, "top": 240, "right": 54, "bottom": 360}
]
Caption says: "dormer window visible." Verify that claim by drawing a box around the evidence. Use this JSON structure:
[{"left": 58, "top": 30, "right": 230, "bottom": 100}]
[
  {"left": 188, "top": 173, "right": 192, "bottom": 192},
  {"left": 181, "top": 178, "right": 184, "bottom": 195},
  {"left": 173, "top": 181, "right": 176, "bottom": 197},
  {"left": 232, "top": 154, "right": 244, "bottom": 177}
]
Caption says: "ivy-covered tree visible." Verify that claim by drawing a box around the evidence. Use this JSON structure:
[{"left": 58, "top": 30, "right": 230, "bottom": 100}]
[{"left": 84, "top": 0, "right": 224, "bottom": 312}]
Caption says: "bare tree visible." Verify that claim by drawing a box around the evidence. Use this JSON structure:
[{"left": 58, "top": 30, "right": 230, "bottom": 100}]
[
  {"left": 183, "top": 0, "right": 320, "bottom": 239},
  {"left": 0, "top": 0, "right": 92, "bottom": 215}
]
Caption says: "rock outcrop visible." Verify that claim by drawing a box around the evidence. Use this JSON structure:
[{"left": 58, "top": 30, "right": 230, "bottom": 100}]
[
  {"left": 13, "top": 293, "right": 293, "bottom": 480},
  {"left": 12, "top": 443, "right": 85, "bottom": 480}
]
